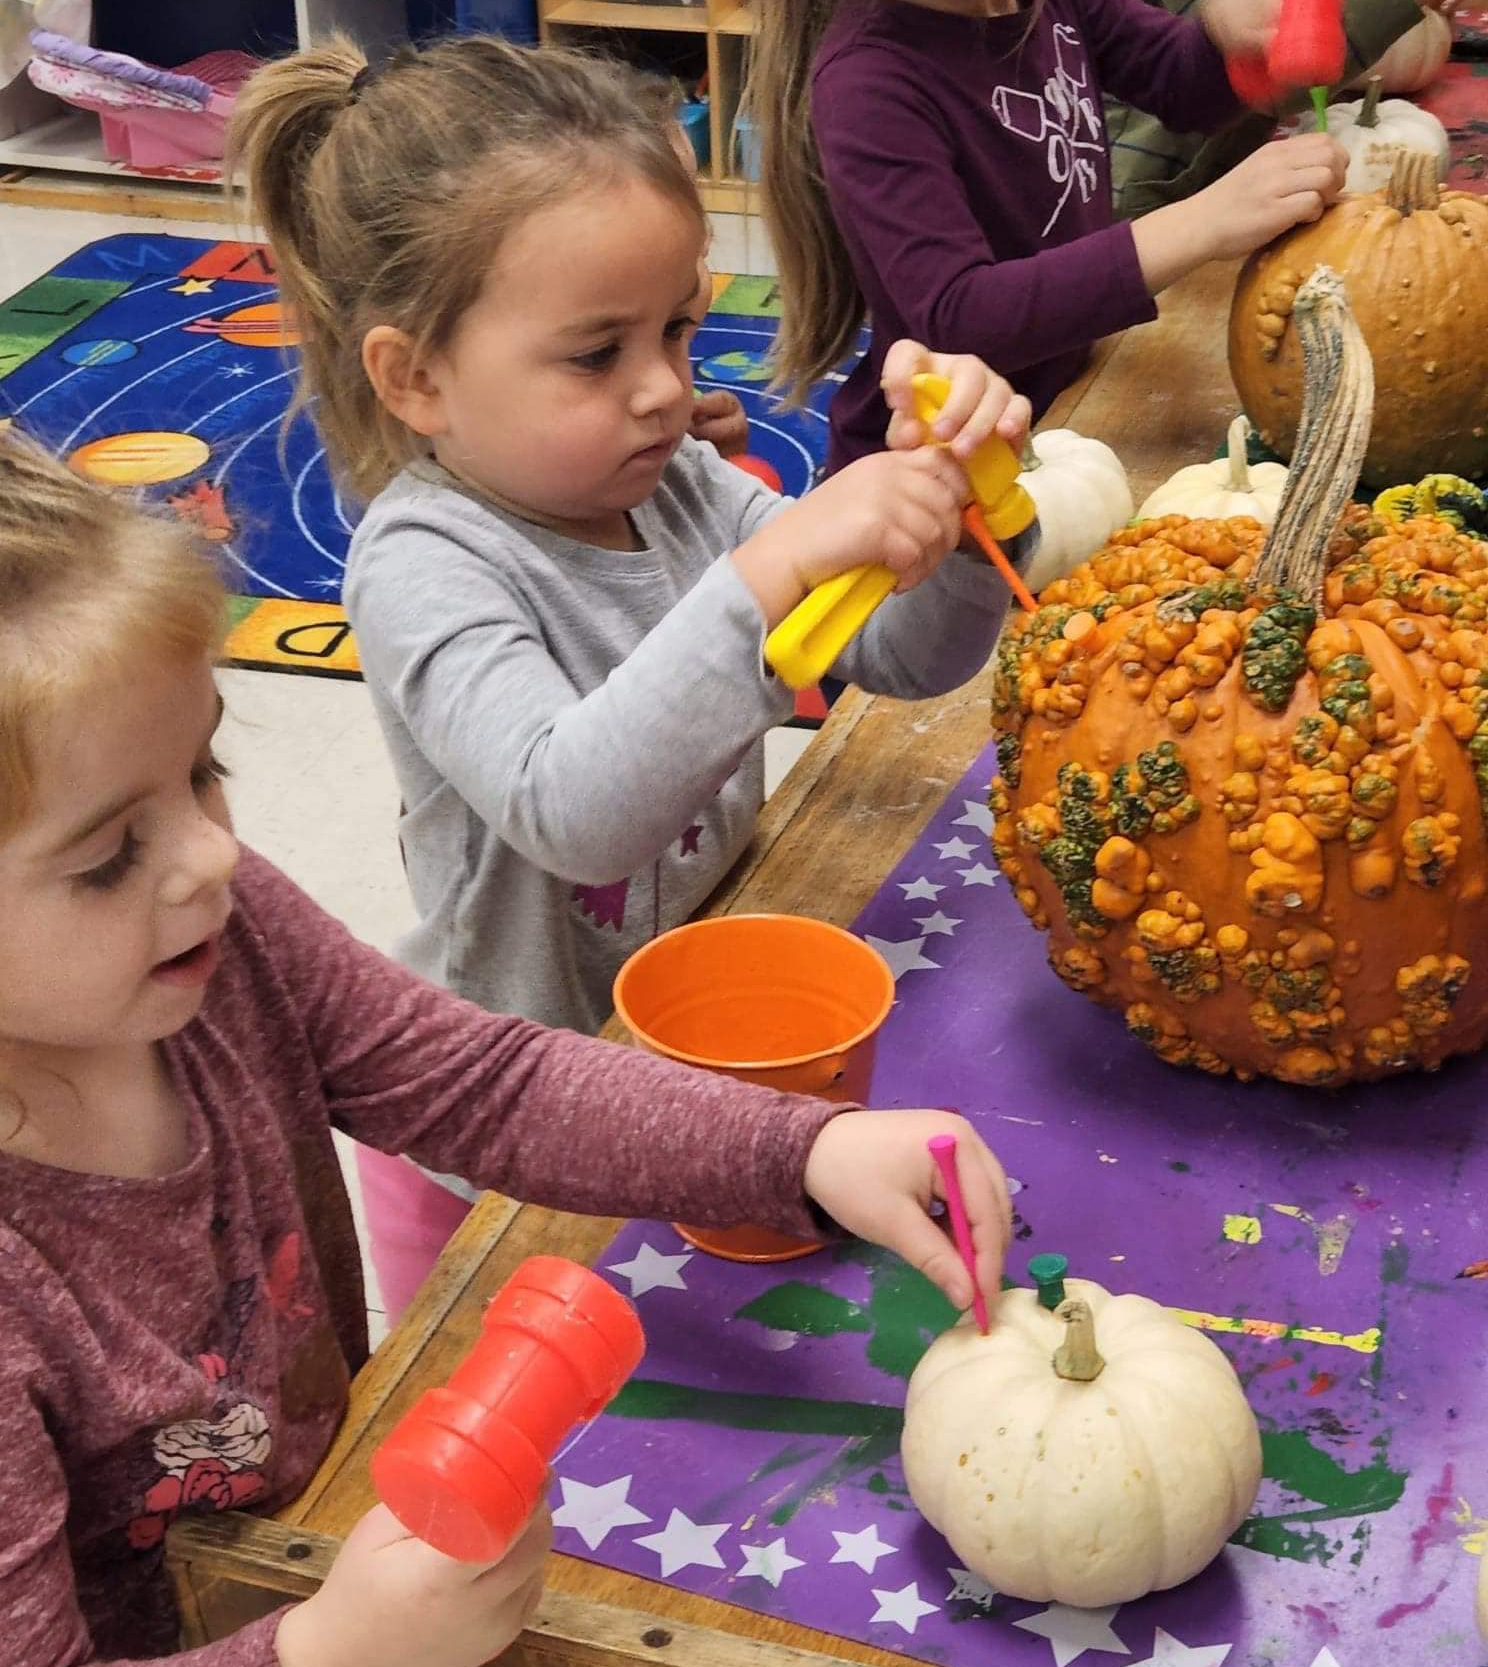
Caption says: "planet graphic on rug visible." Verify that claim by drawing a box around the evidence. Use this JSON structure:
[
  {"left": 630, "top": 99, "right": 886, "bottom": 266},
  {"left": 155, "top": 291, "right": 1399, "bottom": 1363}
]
[
  {"left": 69, "top": 431, "right": 211, "bottom": 486},
  {"left": 62, "top": 338, "right": 140, "bottom": 369},
  {"left": 182, "top": 301, "right": 300, "bottom": 349},
  {"left": 699, "top": 349, "right": 770, "bottom": 385}
]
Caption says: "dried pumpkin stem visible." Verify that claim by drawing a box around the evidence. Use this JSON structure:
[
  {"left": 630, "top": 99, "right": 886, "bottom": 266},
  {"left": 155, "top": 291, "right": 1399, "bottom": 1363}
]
[
  {"left": 1357, "top": 75, "right": 1382, "bottom": 130},
  {"left": 1249, "top": 267, "right": 1374, "bottom": 606},
  {"left": 1020, "top": 438, "right": 1041, "bottom": 472},
  {"left": 1386, "top": 147, "right": 1441, "bottom": 214},
  {"left": 1052, "top": 1298, "right": 1106, "bottom": 1382},
  {"left": 1224, "top": 414, "right": 1252, "bottom": 492}
]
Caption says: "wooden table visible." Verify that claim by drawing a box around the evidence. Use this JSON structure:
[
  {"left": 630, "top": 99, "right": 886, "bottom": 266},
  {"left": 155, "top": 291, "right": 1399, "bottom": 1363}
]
[{"left": 165, "top": 261, "right": 1241, "bottom": 1665}]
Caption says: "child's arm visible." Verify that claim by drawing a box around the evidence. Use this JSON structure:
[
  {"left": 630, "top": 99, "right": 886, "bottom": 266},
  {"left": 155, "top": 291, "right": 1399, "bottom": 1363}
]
[
  {"left": 1077, "top": 0, "right": 1253, "bottom": 135},
  {"left": 236, "top": 849, "right": 1011, "bottom": 1304}
]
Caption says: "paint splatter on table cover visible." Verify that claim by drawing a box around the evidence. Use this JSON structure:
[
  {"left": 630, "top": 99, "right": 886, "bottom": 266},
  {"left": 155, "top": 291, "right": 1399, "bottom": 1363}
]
[{"left": 550, "top": 739, "right": 1488, "bottom": 1667}]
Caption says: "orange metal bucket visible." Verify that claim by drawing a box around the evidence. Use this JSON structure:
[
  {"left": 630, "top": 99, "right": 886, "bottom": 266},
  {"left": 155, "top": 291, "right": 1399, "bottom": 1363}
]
[{"left": 613, "top": 914, "right": 895, "bottom": 1262}]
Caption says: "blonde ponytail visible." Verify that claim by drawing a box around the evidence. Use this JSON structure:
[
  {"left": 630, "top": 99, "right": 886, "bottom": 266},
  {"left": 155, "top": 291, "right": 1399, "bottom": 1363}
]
[{"left": 749, "top": 0, "right": 862, "bottom": 405}]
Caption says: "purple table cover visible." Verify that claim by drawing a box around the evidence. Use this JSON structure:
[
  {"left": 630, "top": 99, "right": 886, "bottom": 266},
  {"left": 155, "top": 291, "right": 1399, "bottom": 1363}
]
[{"left": 546, "top": 739, "right": 1488, "bottom": 1667}]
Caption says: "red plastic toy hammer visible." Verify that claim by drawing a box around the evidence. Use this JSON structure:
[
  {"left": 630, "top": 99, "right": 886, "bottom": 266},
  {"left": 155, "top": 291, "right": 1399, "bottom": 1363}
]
[
  {"left": 371, "top": 1256, "right": 645, "bottom": 1562},
  {"left": 1226, "top": 0, "right": 1346, "bottom": 110}
]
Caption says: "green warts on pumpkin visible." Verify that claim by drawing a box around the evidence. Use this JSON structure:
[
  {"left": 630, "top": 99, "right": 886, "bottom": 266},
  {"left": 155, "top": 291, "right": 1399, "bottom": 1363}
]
[{"left": 1242, "top": 597, "right": 1316, "bottom": 712}]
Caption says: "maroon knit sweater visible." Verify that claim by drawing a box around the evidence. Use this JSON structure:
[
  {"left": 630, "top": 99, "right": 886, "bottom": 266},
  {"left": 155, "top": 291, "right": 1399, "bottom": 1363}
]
[{"left": 0, "top": 849, "right": 837, "bottom": 1666}]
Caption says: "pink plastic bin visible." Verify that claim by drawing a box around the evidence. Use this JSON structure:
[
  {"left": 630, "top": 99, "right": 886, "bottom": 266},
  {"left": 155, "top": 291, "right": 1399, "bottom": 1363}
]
[{"left": 97, "top": 51, "right": 256, "bottom": 167}]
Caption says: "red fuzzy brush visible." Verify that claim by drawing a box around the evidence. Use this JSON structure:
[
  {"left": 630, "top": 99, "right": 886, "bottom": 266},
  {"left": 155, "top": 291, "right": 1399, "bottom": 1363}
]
[{"left": 1226, "top": 0, "right": 1345, "bottom": 109}]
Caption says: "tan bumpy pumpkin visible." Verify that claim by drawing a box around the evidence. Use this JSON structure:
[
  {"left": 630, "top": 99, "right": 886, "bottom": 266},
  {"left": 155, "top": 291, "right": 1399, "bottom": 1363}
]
[
  {"left": 1229, "top": 151, "right": 1488, "bottom": 488},
  {"left": 991, "top": 267, "right": 1488, "bottom": 1086}
]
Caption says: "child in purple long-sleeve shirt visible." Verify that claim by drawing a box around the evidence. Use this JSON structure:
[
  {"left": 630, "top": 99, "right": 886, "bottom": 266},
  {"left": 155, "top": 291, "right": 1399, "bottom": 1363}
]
[{"left": 753, "top": 0, "right": 1351, "bottom": 472}]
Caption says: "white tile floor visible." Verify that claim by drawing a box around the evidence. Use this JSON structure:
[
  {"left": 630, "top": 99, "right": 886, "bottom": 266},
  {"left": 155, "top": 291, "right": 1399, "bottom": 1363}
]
[{"left": 0, "top": 198, "right": 803, "bottom": 1348}]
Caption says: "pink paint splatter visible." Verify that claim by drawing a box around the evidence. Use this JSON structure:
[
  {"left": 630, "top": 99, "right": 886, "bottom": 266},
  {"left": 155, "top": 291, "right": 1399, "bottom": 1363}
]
[
  {"left": 1306, "top": 1372, "right": 1335, "bottom": 1398},
  {"left": 1287, "top": 1604, "right": 1339, "bottom": 1640},
  {"left": 1378, "top": 1578, "right": 1448, "bottom": 1628},
  {"left": 1409, "top": 1463, "right": 1457, "bottom": 1564},
  {"left": 1261, "top": 1352, "right": 1301, "bottom": 1374}
]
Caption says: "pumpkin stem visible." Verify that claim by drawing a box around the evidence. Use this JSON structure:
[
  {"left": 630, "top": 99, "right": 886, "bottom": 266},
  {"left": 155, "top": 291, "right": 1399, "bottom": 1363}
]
[
  {"left": 1225, "top": 414, "right": 1253, "bottom": 492},
  {"left": 1385, "top": 146, "right": 1442, "bottom": 214},
  {"left": 1357, "top": 75, "right": 1382, "bottom": 130},
  {"left": 1248, "top": 267, "right": 1374, "bottom": 607},
  {"left": 1020, "top": 437, "right": 1041, "bottom": 473},
  {"left": 1052, "top": 1298, "right": 1105, "bottom": 1382}
]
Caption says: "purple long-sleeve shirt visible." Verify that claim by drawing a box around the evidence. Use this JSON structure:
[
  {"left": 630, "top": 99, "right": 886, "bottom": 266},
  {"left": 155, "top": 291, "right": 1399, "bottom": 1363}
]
[
  {"left": 0, "top": 849, "right": 839, "bottom": 1667},
  {"left": 812, "top": 0, "right": 1243, "bottom": 471}
]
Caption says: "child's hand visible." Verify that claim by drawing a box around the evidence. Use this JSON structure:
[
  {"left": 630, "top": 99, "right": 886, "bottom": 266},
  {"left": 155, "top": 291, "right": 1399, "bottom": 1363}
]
[
  {"left": 1199, "top": 134, "right": 1347, "bottom": 256},
  {"left": 275, "top": 1501, "right": 550, "bottom": 1667},
  {"left": 803, "top": 1109, "right": 1012, "bottom": 1314},
  {"left": 732, "top": 445, "right": 969, "bottom": 626},
  {"left": 691, "top": 389, "right": 750, "bottom": 458},
  {"left": 1200, "top": 0, "right": 1281, "bottom": 60},
  {"left": 879, "top": 340, "right": 1032, "bottom": 462}
]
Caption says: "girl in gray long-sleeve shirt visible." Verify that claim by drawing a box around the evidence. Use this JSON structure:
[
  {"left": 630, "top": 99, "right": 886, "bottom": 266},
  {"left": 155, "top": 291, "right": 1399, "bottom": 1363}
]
[{"left": 229, "top": 32, "right": 1034, "bottom": 1317}]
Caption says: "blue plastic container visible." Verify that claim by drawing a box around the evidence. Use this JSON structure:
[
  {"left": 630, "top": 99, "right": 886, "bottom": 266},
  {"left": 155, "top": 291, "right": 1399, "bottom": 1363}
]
[
  {"left": 732, "top": 112, "right": 760, "bottom": 182},
  {"left": 677, "top": 98, "right": 710, "bottom": 169},
  {"left": 451, "top": 0, "right": 538, "bottom": 42}
]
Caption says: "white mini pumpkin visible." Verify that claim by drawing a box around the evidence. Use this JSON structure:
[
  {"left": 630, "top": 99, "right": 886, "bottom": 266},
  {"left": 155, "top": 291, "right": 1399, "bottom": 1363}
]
[
  {"left": 901, "top": 1277, "right": 1262, "bottom": 1608},
  {"left": 1136, "top": 415, "right": 1288, "bottom": 525},
  {"left": 1324, "top": 78, "right": 1450, "bottom": 194},
  {"left": 1018, "top": 429, "right": 1133, "bottom": 594},
  {"left": 1354, "top": 10, "right": 1452, "bottom": 95}
]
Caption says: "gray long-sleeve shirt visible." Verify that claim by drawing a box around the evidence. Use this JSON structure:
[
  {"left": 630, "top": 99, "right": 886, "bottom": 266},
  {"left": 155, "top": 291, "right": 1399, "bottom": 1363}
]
[{"left": 343, "top": 438, "right": 1011, "bottom": 1050}]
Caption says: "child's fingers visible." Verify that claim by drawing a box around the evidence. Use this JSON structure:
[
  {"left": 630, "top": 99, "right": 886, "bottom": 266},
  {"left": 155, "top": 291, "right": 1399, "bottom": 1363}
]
[
  {"left": 879, "top": 337, "right": 932, "bottom": 413},
  {"left": 884, "top": 1198, "right": 977, "bottom": 1311},
  {"left": 996, "top": 394, "right": 1033, "bottom": 449},
  {"left": 960, "top": 1142, "right": 1013, "bottom": 1304},
  {"left": 925, "top": 355, "right": 993, "bottom": 442},
  {"left": 887, "top": 410, "right": 929, "bottom": 452}
]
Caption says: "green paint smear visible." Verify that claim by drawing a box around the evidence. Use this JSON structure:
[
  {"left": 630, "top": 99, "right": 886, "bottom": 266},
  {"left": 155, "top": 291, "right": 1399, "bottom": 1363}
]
[
  {"left": 1169, "top": 1160, "right": 1192, "bottom": 1173},
  {"left": 1381, "top": 1242, "right": 1409, "bottom": 1284},
  {"left": 1232, "top": 1431, "right": 1407, "bottom": 1566},
  {"left": 608, "top": 1378, "right": 903, "bottom": 1444},
  {"left": 735, "top": 1241, "right": 956, "bottom": 1382}
]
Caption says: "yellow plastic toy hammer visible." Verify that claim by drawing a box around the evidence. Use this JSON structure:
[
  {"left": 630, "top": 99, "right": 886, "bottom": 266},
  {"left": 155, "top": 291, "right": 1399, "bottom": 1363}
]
[{"left": 763, "top": 373, "right": 1040, "bottom": 691}]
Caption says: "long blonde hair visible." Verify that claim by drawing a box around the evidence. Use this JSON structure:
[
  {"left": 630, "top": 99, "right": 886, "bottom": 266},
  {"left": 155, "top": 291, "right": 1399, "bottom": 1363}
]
[
  {"left": 226, "top": 34, "right": 704, "bottom": 502},
  {"left": 749, "top": 0, "right": 859, "bottom": 406},
  {"left": 0, "top": 429, "right": 225, "bottom": 842}
]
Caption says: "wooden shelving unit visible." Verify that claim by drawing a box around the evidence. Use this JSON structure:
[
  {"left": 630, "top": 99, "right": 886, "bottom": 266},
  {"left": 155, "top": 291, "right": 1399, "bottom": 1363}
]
[{"left": 538, "top": 0, "right": 756, "bottom": 213}]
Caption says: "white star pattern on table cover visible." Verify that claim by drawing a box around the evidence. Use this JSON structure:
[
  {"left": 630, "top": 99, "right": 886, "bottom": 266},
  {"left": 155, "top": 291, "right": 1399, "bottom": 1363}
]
[
  {"left": 605, "top": 1242, "right": 692, "bottom": 1297},
  {"left": 737, "top": 1538, "right": 806, "bottom": 1587},
  {"left": 933, "top": 835, "right": 977, "bottom": 861},
  {"left": 898, "top": 875, "right": 944, "bottom": 900},
  {"left": 951, "top": 797, "right": 995, "bottom": 835},
  {"left": 1310, "top": 1652, "right": 1344, "bottom": 1667},
  {"left": 863, "top": 934, "right": 940, "bottom": 978},
  {"left": 1131, "top": 1627, "right": 1233, "bottom": 1666},
  {"left": 633, "top": 1509, "right": 730, "bottom": 1577},
  {"left": 828, "top": 1523, "right": 897, "bottom": 1572},
  {"left": 914, "top": 909, "right": 962, "bottom": 936},
  {"left": 1013, "top": 1602, "right": 1131, "bottom": 1666},
  {"left": 946, "top": 1566, "right": 998, "bottom": 1609},
  {"left": 550, "top": 1474, "right": 650, "bottom": 1551},
  {"left": 958, "top": 862, "right": 1000, "bottom": 887},
  {"left": 869, "top": 1581, "right": 939, "bottom": 1635}
]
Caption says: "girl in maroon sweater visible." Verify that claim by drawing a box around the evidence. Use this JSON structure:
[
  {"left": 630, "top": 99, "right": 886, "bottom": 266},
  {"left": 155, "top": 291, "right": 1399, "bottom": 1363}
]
[{"left": 0, "top": 428, "right": 1010, "bottom": 1666}]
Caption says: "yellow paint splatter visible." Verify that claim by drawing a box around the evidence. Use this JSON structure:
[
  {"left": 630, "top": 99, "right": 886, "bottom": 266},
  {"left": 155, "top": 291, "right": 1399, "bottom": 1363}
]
[
  {"left": 1453, "top": 1497, "right": 1488, "bottom": 1556},
  {"left": 1224, "top": 1214, "right": 1264, "bottom": 1244},
  {"left": 1172, "top": 1307, "right": 1381, "bottom": 1355}
]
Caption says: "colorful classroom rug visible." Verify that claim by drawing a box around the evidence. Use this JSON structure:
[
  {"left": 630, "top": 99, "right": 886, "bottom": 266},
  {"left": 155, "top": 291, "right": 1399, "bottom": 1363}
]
[
  {"left": 0, "top": 232, "right": 839, "bottom": 717},
  {"left": 552, "top": 741, "right": 1487, "bottom": 1667}
]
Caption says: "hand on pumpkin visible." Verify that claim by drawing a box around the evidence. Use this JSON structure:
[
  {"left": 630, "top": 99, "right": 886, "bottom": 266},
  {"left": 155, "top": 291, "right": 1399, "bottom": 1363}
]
[
  {"left": 690, "top": 389, "right": 751, "bottom": 458},
  {"left": 802, "top": 1109, "right": 1012, "bottom": 1314},
  {"left": 880, "top": 339, "right": 1032, "bottom": 461},
  {"left": 275, "top": 1500, "right": 550, "bottom": 1667},
  {"left": 1134, "top": 133, "right": 1346, "bottom": 291}
]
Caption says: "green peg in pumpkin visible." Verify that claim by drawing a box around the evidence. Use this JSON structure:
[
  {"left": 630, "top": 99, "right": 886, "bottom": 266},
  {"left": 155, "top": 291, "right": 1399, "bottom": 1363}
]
[{"left": 1028, "top": 1252, "right": 1069, "bottom": 1310}]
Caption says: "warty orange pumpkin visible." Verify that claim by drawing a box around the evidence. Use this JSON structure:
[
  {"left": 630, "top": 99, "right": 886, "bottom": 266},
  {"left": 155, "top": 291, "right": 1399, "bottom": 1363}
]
[
  {"left": 1229, "top": 151, "right": 1488, "bottom": 490},
  {"left": 991, "top": 268, "right": 1488, "bottom": 1086}
]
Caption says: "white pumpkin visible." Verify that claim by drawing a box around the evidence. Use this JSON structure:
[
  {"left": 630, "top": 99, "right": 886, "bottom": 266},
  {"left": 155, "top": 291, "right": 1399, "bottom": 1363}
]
[
  {"left": 1136, "top": 415, "right": 1288, "bottom": 525},
  {"left": 1325, "top": 78, "right": 1450, "bottom": 194},
  {"left": 901, "top": 1278, "right": 1262, "bottom": 1608},
  {"left": 1353, "top": 10, "right": 1453, "bottom": 95},
  {"left": 1018, "top": 429, "right": 1133, "bottom": 595}
]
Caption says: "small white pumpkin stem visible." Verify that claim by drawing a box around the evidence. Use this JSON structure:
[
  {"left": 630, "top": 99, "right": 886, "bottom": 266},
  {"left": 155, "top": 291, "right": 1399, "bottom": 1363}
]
[
  {"left": 1020, "top": 438, "right": 1042, "bottom": 473},
  {"left": 1052, "top": 1298, "right": 1106, "bottom": 1382},
  {"left": 1357, "top": 75, "right": 1382, "bottom": 130},
  {"left": 1225, "top": 414, "right": 1253, "bottom": 492},
  {"left": 1250, "top": 266, "right": 1374, "bottom": 605}
]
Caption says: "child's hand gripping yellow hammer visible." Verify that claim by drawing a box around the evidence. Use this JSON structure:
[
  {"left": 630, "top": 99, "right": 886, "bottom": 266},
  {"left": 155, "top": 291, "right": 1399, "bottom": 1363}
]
[{"left": 763, "top": 373, "right": 1042, "bottom": 692}]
